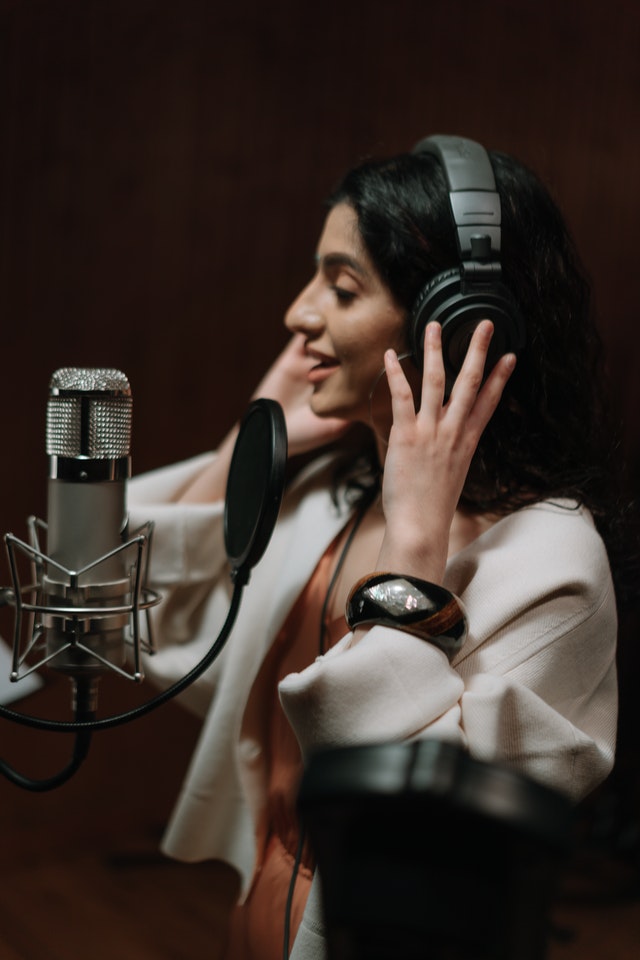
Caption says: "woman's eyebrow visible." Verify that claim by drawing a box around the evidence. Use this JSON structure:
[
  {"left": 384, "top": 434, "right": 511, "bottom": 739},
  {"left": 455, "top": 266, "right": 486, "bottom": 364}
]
[{"left": 314, "top": 252, "right": 369, "bottom": 277}]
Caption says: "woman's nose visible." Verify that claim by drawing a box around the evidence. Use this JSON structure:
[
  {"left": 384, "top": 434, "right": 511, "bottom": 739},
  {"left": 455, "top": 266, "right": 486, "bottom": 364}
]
[{"left": 284, "top": 279, "right": 324, "bottom": 337}]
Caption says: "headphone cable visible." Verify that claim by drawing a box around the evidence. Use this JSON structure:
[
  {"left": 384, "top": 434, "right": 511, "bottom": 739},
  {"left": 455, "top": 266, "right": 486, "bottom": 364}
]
[
  {"left": 283, "top": 824, "right": 306, "bottom": 960},
  {"left": 317, "top": 484, "right": 378, "bottom": 656}
]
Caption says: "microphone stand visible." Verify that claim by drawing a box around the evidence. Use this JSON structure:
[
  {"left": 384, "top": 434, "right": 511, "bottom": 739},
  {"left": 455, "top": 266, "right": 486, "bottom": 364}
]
[{"left": 0, "top": 559, "right": 248, "bottom": 790}]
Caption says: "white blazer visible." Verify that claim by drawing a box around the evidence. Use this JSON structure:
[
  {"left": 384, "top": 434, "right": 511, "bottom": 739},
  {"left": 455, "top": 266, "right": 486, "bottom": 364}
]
[{"left": 128, "top": 450, "right": 618, "bottom": 955}]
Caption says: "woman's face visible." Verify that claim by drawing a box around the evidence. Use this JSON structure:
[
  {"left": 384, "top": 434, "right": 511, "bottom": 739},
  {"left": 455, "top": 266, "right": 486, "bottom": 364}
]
[{"left": 285, "top": 203, "right": 406, "bottom": 424}]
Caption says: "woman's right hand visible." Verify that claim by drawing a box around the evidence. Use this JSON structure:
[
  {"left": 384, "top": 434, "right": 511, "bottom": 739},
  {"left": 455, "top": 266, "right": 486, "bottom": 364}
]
[
  {"left": 252, "top": 333, "right": 350, "bottom": 456},
  {"left": 181, "top": 335, "right": 349, "bottom": 503}
]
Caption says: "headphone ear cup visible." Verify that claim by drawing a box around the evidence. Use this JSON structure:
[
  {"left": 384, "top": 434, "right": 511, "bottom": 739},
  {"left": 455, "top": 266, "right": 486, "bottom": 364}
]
[
  {"left": 409, "top": 269, "right": 526, "bottom": 389},
  {"left": 410, "top": 268, "right": 460, "bottom": 369}
]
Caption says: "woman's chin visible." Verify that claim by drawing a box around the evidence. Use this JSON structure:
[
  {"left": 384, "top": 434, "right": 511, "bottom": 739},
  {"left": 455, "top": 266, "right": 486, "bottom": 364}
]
[
  {"left": 310, "top": 395, "right": 366, "bottom": 426},
  {"left": 310, "top": 374, "right": 378, "bottom": 423}
]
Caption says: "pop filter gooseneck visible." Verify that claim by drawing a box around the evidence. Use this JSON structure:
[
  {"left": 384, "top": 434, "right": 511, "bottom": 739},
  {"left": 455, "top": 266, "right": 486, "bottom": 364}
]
[{"left": 0, "top": 397, "right": 287, "bottom": 786}]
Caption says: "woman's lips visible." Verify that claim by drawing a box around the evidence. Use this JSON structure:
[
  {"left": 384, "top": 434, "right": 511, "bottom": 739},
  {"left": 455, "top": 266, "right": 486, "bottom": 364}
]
[
  {"left": 306, "top": 351, "right": 339, "bottom": 383},
  {"left": 307, "top": 361, "right": 339, "bottom": 384}
]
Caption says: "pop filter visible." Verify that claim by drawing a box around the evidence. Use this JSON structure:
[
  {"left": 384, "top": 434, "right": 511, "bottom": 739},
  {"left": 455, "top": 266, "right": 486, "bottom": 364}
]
[{"left": 224, "top": 398, "right": 288, "bottom": 584}]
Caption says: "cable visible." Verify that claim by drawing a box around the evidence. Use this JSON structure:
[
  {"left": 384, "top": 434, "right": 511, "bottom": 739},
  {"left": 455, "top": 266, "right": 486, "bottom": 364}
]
[
  {"left": 283, "top": 825, "right": 306, "bottom": 960},
  {"left": 317, "top": 485, "right": 378, "bottom": 656},
  {"left": 0, "top": 728, "right": 92, "bottom": 791},
  {"left": 0, "top": 676, "right": 96, "bottom": 790}
]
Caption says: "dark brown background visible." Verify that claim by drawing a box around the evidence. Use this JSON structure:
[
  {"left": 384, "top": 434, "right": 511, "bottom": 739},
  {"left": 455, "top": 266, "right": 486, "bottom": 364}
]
[{"left": 0, "top": 1, "right": 638, "bottom": 957}]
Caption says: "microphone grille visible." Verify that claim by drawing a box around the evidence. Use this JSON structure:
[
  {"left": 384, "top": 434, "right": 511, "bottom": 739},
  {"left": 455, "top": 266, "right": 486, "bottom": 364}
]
[{"left": 47, "top": 367, "right": 132, "bottom": 459}]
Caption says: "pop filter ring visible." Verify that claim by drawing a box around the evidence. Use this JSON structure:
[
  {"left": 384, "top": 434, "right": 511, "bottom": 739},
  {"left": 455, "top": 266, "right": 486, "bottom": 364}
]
[{"left": 224, "top": 398, "right": 288, "bottom": 582}]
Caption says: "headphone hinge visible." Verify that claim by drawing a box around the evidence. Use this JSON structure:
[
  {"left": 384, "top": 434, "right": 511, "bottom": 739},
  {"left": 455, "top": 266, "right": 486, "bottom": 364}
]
[{"left": 461, "top": 260, "right": 502, "bottom": 291}]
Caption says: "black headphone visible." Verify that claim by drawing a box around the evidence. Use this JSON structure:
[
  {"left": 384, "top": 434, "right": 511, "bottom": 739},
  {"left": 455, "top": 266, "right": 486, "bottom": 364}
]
[{"left": 409, "top": 134, "right": 526, "bottom": 387}]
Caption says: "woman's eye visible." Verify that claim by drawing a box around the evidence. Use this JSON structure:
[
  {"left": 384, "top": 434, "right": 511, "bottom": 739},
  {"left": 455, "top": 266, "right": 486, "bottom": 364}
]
[{"left": 332, "top": 286, "right": 356, "bottom": 303}]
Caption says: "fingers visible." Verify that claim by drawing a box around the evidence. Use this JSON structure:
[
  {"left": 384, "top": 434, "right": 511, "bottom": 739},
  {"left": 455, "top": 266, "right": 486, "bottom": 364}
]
[
  {"left": 384, "top": 322, "right": 449, "bottom": 425},
  {"left": 450, "top": 322, "right": 516, "bottom": 444},
  {"left": 385, "top": 318, "right": 516, "bottom": 438},
  {"left": 434, "top": 318, "right": 515, "bottom": 413},
  {"left": 441, "top": 319, "right": 491, "bottom": 405},
  {"left": 383, "top": 349, "right": 418, "bottom": 431},
  {"left": 467, "top": 348, "right": 516, "bottom": 435},
  {"left": 278, "top": 332, "right": 313, "bottom": 374},
  {"left": 420, "top": 321, "right": 448, "bottom": 417},
  {"left": 416, "top": 320, "right": 503, "bottom": 417}
]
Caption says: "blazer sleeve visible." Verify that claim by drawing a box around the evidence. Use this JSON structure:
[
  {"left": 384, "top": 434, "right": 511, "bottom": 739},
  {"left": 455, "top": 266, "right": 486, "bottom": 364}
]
[
  {"left": 279, "top": 501, "right": 618, "bottom": 804},
  {"left": 127, "top": 452, "right": 227, "bottom": 591}
]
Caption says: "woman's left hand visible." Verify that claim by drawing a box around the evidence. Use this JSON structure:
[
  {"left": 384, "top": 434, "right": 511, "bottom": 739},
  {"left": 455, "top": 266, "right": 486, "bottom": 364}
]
[{"left": 375, "top": 319, "right": 516, "bottom": 583}]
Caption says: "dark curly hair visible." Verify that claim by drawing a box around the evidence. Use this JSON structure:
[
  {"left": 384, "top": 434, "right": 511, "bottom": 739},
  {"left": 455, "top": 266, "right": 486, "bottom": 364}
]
[{"left": 326, "top": 146, "right": 634, "bottom": 604}]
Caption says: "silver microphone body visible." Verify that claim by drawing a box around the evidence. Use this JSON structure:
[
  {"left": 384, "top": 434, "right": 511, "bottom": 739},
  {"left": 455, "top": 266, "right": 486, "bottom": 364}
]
[{"left": 43, "top": 368, "right": 133, "bottom": 676}]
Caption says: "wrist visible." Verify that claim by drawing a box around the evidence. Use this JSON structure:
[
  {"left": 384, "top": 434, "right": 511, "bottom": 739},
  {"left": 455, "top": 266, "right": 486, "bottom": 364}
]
[{"left": 375, "top": 530, "right": 448, "bottom": 585}]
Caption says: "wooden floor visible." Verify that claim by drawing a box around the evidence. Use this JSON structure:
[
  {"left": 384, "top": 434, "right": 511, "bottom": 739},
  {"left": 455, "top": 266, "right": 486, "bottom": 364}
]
[{"left": 0, "top": 676, "right": 638, "bottom": 959}]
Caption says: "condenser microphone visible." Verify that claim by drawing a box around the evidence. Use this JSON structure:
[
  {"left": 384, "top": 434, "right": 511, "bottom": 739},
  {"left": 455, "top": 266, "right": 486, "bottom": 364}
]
[
  {"left": 0, "top": 391, "right": 285, "bottom": 792},
  {"left": 42, "top": 368, "right": 135, "bottom": 681}
]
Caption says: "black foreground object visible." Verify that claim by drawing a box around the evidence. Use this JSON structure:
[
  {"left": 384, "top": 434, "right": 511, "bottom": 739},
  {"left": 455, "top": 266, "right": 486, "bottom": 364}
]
[{"left": 298, "top": 740, "right": 573, "bottom": 960}]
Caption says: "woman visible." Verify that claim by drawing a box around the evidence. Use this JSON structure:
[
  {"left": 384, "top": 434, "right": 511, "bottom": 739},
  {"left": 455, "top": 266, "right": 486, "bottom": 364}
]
[{"left": 128, "top": 136, "right": 619, "bottom": 959}]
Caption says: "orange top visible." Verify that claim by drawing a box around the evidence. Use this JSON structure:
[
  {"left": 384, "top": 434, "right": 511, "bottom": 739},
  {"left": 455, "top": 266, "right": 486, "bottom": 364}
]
[{"left": 223, "top": 534, "right": 349, "bottom": 960}]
